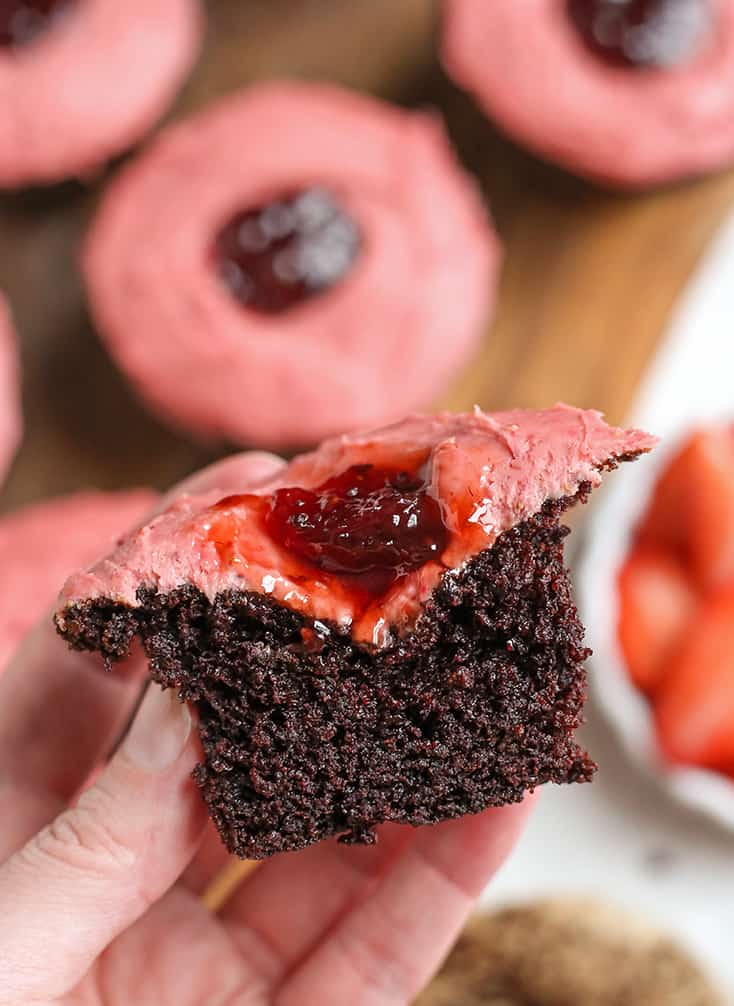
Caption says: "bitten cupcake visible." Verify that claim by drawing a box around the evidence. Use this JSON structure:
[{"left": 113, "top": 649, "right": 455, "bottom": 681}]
[
  {"left": 0, "top": 294, "right": 22, "bottom": 483},
  {"left": 442, "top": 0, "right": 734, "bottom": 188},
  {"left": 0, "top": 0, "right": 203, "bottom": 187},
  {"left": 55, "top": 407, "right": 654, "bottom": 859},
  {"left": 83, "top": 82, "right": 500, "bottom": 450}
]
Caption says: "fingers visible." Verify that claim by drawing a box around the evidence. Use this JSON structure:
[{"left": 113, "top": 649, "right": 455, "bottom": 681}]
[
  {"left": 0, "top": 684, "right": 208, "bottom": 1004},
  {"left": 277, "top": 799, "right": 535, "bottom": 1006},
  {"left": 0, "top": 622, "right": 147, "bottom": 860},
  {"left": 147, "top": 451, "right": 287, "bottom": 900},
  {"left": 219, "top": 824, "right": 412, "bottom": 988},
  {"left": 0, "top": 451, "right": 286, "bottom": 868}
]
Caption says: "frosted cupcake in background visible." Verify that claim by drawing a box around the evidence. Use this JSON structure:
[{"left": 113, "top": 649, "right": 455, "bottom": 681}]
[
  {"left": 0, "top": 0, "right": 203, "bottom": 187},
  {"left": 0, "top": 490, "right": 155, "bottom": 674},
  {"left": 82, "top": 82, "right": 500, "bottom": 450},
  {"left": 442, "top": 0, "right": 734, "bottom": 188}
]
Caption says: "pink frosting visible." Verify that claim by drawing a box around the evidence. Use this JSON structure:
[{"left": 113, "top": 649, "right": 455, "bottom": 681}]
[
  {"left": 442, "top": 0, "right": 734, "bottom": 188},
  {"left": 0, "top": 294, "right": 22, "bottom": 483},
  {"left": 0, "top": 0, "right": 202, "bottom": 187},
  {"left": 0, "top": 489, "right": 155, "bottom": 672},
  {"left": 83, "top": 82, "right": 499, "bottom": 449},
  {"left": 57, "top": 406, "right": 656, "bottom": 647}
]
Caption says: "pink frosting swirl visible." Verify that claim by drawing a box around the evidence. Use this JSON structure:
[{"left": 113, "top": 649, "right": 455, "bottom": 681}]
[
  {"left": 0, "top": 0, "right": 202, "bottom": 187},
  {"left": 83, "top": 82, "right": 500, "bottom": 449},
  {"left": 442, "top": 0, "right": 734, "bottom": 188},
  {"left": 0, "top": 489, "right": 155, "bottom": 672},
  {"left": 57, "top": 406, "right": 656, "bottom": 647}
]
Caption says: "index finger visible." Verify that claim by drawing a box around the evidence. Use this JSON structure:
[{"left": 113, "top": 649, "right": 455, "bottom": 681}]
[{"left": 276, "top": 798, "right": 536, "bottom": 1006}]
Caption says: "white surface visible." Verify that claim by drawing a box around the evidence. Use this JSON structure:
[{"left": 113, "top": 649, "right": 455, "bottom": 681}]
[{"left": 482, "top": 210, "right": 734, "bottom": 997}]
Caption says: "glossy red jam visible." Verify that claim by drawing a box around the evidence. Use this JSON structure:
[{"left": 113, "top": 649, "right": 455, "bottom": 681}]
[
  {"left": 568, "top": 0, "right": 711, "bottom": 68},
  {"left": 208, "top": 464, "right": 448, "bottom": 604},
  {"left": 214, "top": 188, "right": 361, "bottom": 315},
  {"left": 0, "top": 0, "right": 74, "bottom": 47},
  {"left": 267, "top": 464, "right": 447, "bottom": 577}
]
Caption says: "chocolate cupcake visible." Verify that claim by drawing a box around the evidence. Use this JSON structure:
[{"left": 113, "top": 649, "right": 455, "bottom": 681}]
[
  {"left": 83, "top": 82, "right": 500, "bottom": 449},
  {"left": 55, "top": 406, "right": 654, "bottom": 859},
  {"left": 0, "top": 0, "right": 202, "bottom": 187},
  {"left": 442, "top": 0, "right": 734, "bottom": 188}
]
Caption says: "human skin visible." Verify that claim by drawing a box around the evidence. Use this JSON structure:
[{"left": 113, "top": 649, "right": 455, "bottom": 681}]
[{"left": 0, "top": 451, "right": 533, "bottom": 1006}]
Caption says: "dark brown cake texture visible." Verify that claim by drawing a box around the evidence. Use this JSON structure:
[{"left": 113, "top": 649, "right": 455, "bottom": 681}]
[
  {"left": 59, "top": 495, "right": 592, "bottom": 858},
  {"left": 417, "top": 898, "right": 724, "bottom": 1006},
  {"left": 55, "top": 409, "right": 656, "bottom": 859}
]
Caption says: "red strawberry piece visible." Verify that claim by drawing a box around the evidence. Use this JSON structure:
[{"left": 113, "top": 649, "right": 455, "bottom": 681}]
[
  {"left": 636, "top": 430, "right": 702, "bottom": 557},
  {"left": 618, "top": 547, "right": 697, "bottom": 695},
  {"left": 654, "top": 584, "right": 734, "bottom": 774},
  {"left": 637, "top": 426, "right": 734, "bottom": 589},
  {"left": 687, "top": 426, "right": 734, "bottom": 588}
]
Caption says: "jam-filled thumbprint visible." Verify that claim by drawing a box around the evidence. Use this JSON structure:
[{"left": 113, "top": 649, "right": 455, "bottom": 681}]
[
  {"left": 55, "top": 407, "right": 656, "bottom": 859},
  {"left": 0, "top": 0, "right": 202, "bottom": 187},
  {"left": 84, "top": 82, "right": 500, "bottom": 449},
  {"left": 0, "top": 0, "right": 75, "bottom": 48},
  {"left": 215, "top": 188, "right": 361, "bottom": 315},
  {"left": 442, "top": 0, "right": 734, "bottom": 188},
  {"left": 568, "top": 0, "right": 712, "bottom": 69}
]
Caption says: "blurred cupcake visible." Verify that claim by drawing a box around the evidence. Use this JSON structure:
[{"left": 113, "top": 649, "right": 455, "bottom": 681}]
[
  {"left": 442, "top": 0, "right": 734, "bottom": 188},
  {"left": 83, "top": 82, "right": 500, "bottom": 450},
  {"left": 0, "top": 0, "right": 203, "bottom": 187},
  {"left": 0, "top": 489, "right": 155, "bottom": 673},
  {"left": 0, "top": 294, "right": 22, "bottom": 482},
  {"left": 418, "top": 899, "right": 723, "bottom": 1006}
]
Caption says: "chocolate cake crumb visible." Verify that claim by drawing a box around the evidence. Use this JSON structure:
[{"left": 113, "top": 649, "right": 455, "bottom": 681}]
[
  {"left": 57, "top": 494, "right": 596, "bottom": 859},
  {"left": 417, "top": 899, "right": 723, "bottom": 1006}
]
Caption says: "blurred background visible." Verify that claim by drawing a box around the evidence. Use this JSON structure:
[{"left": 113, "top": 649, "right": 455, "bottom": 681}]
[
  {"left": 5, "top": 0, "right": 734, "bottom": 504},
  {"left": 1, "top": 1, "right": 733, "bottom": 1001}
]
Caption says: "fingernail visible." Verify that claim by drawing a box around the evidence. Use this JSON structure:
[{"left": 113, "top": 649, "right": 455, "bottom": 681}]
[{"left": 121, "top": 684, "right": 191, "bottom": 772}]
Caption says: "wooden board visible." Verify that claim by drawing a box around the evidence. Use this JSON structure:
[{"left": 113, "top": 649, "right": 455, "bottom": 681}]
[{"left": 1, "top": 0, "right": 733, "bottom": 512}]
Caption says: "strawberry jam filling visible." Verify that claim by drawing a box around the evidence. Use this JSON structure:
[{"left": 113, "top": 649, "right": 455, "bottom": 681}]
[
  {"left": 208, "top": 463, "right": 448, "bottom": 607},
  {"left": 568, "top": 0, "right": 712, "bottom": 68},
  {"left": 214, "top": 188, "right": 361, "bottom": 315},
  {"left": 0, "top": 0, "right": 75, "bottom": 47},
  {"left": 267, "top": 464, "right": 448, "bottom": 590}
]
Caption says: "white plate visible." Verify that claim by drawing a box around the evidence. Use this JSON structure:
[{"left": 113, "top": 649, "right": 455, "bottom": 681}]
[{"left": 577, "top": 209, "right": 734, "bottom": 832}]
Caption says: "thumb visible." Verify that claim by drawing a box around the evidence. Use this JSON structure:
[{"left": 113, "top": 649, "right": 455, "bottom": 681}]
[{"left": 0, "top": 684, "right": 206, "bottom": 1005}]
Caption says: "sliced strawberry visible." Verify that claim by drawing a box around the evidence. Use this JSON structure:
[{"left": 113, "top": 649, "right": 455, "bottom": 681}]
[
  {"left": 636, "top": 437, "right": 692, "bottom": 558},
  {"left": 654, "top": 584, "right": 734, "bottom": 774},
  {"left": 637, "top": 426, "right": 734, "bottom": 588},
  {"left": 687, "top": 426, "right": 734, "bottom": 588},
  {"left": 617, "top": 547, "right": 697, "bottom": 695}
]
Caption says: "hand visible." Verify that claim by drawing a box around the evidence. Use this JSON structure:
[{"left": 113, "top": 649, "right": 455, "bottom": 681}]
[{"left": 0, "top": 452, "right": 533, "bottom": 1006}]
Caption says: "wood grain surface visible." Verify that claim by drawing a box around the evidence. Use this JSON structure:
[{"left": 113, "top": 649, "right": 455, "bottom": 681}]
[{"left": 1, "top": 0, "right": 733, "bottom": 513}]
